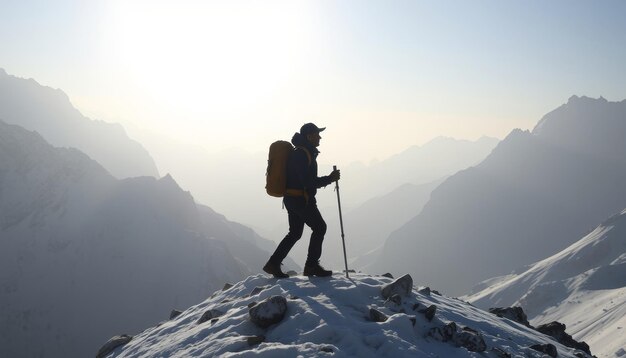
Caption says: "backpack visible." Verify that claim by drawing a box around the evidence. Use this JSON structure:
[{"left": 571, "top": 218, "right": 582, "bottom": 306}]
[{"left": 265, "top": 140, "right": 311, "bottom": 197}]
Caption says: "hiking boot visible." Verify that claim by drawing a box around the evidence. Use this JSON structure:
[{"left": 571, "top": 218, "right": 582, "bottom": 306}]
[
  {"left": 303, "top": 262, "right": 332, "bottom": 277},
  {"left": 263, "top": 261, "right": 289, "bottom": 279}
]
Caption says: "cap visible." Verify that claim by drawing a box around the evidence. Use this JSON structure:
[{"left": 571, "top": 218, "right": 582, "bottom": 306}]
[{"left": 300, "top": 123, "right": 326, "bottom": 136}]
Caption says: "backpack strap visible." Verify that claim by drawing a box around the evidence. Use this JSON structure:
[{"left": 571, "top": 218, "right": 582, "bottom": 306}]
[
  {"left": 296, "top": 146, "right": 312, "bottom": 166},
  {"left": 289, "top": 146, "right": 313, "bottom": 206}
]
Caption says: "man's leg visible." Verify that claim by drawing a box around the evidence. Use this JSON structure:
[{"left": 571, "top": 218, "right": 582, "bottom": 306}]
[
  {"left": 269, "top": 209, "right": 305, "bottom": 265},
  {"left": 302, "top": 204, "right": 331, "bottom": 276},
  {"left": 303, "top": 203, "right": 327, "bottom": 266}
]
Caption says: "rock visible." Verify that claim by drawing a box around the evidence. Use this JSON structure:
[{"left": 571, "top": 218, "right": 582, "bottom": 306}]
[
  {"left": 536, "top": 321, "right": 591, "bottom": 354},
  {"left": 387, "top": 294, "right": 402, "bottom": 305},
  {"left": 489, "top": 307, "right": 530, "bottom": 327},
  {"left": 169, "top": 309, "right": 182, "bottom": 320},
  {"left": 432, "top": 290, "right": 441, "bottom": 295},
  {"left": 248, "top": 302, "right": 258, "bottom": 308},
  {"left": 286, "top": 270, "right": 298, "bottom": 276},
  {"left": 211, "top": 318, "right": 219, "bottom": 325},
  {"left": 246, "top": 335, "right": 265, "bottom": 346},
  {"left": 530, "top": 343, "right": 557, "bottom": 358},
  {"left": 320, "top": 346, "right": 334, "bottom": 353},
  {"left": 492, "top": 347, "right": 512, "bottom": 358},
  {"left": 418, "top": 286, "right": 431, "bottom": 296},
  {"left": 443, "top": 322, "right": 457, "bottom": 341},
  {"left": 412, "top": 303, "right": 421, "bottom": 311},
  {"left": 198, "top": 309, "right": 223, "bottom": 324},
  {"left": 462, "top": 326, "right": 478, "bottom": 334},
  {"left": 421, "top": 305, "right": 436, "bottom": 322},
  {"left": 427, "top": 327, "right": 445, "bottom": 341},
  {"left": 249, "top": 285, "right": 268, "bottom": 296},
  {"left": 409, "top": 317, "right": 417, "bottom": 326},
  {"left": 381, "top": 274, "right": 413, "bottom": 299},
  {"left": 369, "top": 308, "right": 388, "bottom": 322},
  {"left": 249, "top": 295, "right": 288, "bottom": 328},
  {"left": 382, "top": 273, "right": 394, "bottom": 279},
  {"left": 96, "top": 334, "right": 132, "bottom": 358},
  {"left": 454, "top": 328, "right": 487, "bottom": 352},
  {"left": 222, "top": 283, "right": 233, "bottom": 291}
]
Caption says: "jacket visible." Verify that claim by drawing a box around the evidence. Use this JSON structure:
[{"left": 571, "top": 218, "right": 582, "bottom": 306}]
[{"left": 285, "top": 132, "right": 334, "bottom": 203}]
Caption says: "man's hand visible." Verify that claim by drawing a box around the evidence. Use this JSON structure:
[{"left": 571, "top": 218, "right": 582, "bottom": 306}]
[{"left": 329, "top": 169, "right": 341, "bottom": 182}]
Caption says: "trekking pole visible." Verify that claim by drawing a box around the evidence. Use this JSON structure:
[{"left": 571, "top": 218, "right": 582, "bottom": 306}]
[{"left": 333, "top": 165, "right": 350, "bottom": 279}]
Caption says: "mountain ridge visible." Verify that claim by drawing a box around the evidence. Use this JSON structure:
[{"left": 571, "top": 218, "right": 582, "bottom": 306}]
[
  {"left": 0, "top": 68, "right": 159, "bottom": 179},
  {"left": 372, "top": 96, "right": 626, "bottom": 296},
  {"left": 0, "top": 120, "right": 287, "bottom": 358},
  {"left": 463, "top": 208, "right": 626, "bottom": 358}
]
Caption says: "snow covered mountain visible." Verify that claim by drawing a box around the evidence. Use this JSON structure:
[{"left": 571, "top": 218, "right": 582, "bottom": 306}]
[
  {"left": 102, "top": 273, "right": 594, "bottom": 358},
  {"left": 0, "top": 68, "right": 159, "bottom": 178},
  {"left": 372, "top": 96, "right": 626, "bottom": 296},
  {"left": 464, "top": 208, "right": 626, "bottom": 358},
  {"left": 0, "top": 120, "right": 289, "bottom": 358}
]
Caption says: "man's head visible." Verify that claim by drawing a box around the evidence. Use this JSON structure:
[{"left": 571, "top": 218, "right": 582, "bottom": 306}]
[{"left": 300, "top": 123, "right": 325, "bottom": 147}]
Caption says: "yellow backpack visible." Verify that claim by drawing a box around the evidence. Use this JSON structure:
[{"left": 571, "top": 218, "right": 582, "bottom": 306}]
[{"left": 265, "top": 140, "right": 311, "bottom": 197}]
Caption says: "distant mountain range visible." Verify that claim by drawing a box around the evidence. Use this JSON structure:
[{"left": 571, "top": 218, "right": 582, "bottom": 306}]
[
  {"left": 464, "top": 208, "right": 626, "bottom": 358},
  {"left": 371, "top": 96, "right": 626, "bottom": 296},
  {"left": 127, "top": 109, "right": 499, "bottom": 270},
  {"left": 0, "top": 68, "right": 158, "bottom": 179},
  {"left": 0, "top": 120, "right": 289, "bottom": 358},
  {"left": 338, "top": 136, "right": 499, "bottom": 205}
]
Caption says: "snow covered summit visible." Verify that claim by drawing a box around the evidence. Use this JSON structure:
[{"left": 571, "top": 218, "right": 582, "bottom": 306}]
[{"left": 104, "top": 273, "right": 593, "bottom": 358}]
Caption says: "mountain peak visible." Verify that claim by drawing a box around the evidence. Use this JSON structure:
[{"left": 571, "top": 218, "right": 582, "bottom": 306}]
[
  {"left": 566, "top": 95, "right": 608, "bottom": 105},
  {"left": 529, "top": 95, "right": 626, "bottom": 164},
  {"left": 105, "top": 273, "right": 589, "bottom": 358}
]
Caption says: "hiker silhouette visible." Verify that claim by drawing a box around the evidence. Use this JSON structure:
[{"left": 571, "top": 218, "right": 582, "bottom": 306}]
[{"left": 264, "top": 123, "right": 340, "bottom": 278}]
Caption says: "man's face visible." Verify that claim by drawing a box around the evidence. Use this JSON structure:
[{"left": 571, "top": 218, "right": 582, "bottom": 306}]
[{"left": 306, "top": 132, "right": 321, "bottom": 147}]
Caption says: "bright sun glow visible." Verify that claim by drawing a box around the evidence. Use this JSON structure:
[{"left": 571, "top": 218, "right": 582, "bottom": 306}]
[{"left": 104, "top": 1, "right": 313, "bottom": 124}]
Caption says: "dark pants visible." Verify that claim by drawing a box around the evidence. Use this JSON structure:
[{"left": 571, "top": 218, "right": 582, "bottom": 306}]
[{"left": 269, "top": 196, "right": 327, "bottom": 266}]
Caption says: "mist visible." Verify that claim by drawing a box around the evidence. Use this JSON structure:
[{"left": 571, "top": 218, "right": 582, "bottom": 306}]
[{"left": 2, "top": 1, "right": 626, "bottom": 357}]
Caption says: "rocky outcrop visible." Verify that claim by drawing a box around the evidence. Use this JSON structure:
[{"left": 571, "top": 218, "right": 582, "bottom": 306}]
[
  {"left": 488, "top": 308, "right": 592, "bottom": 356},
  {"left": 249, "top": 295, "right": 288, "bottom": 328},
  {"left": 381, "top": 274, "right": 413, "bottom": 299},
  {"left": 536, "top": 321, "right": 591, "bottom": 354},
  {"left": 198, "top": 309, "right": 223, "bottom": 324},
  {"left": 169, "top": 310, "right": 183, "bottom": 320},
  {"left": 530, "top": 343, "right": 557, "bottom": 358},
  {"left": 368, "top": 308, "right": 388, "bottom": 322},
  {"left": 96, "top": 335, "right": 132, "bottom": 358},
  {"left": 427, "top": 322, "right": 486, "bottom": 352},
  {"left": 488, "top": 306, "right": 530, "bottom": 327}
]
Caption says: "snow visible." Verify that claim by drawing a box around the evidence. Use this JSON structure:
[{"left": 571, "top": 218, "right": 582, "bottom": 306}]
[
  {"left": 464, "top": 209, "right": 626, "bottom": 357},
  {"left": 108, "top": 274, "right": 588, "bottom": 358}
]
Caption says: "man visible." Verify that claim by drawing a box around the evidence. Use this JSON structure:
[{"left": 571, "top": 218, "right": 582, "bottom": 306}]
[{"left": 263, "top": 123, "right": 340, "bottom": 278}]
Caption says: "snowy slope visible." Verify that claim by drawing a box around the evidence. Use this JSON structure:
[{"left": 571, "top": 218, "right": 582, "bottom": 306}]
[
  {"left": 106, "top": 273, "right": 592, "bottom": 358},
  {"left": 0, "top": 121, "right": 288, "bottom": 358},
  {"left": 0, "top": 68, "right": 158, "bottom": 178},
  {"left": 464, "top": 209, "right": 626, "bottom": 358},
  {"left": 374, "top": 96, "right": 626, "bottom": 295}
]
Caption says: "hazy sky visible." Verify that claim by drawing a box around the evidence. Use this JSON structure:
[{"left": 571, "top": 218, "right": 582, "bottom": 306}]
[{"left": 1, "top": 0, "right": 625, "bottom": 164}]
